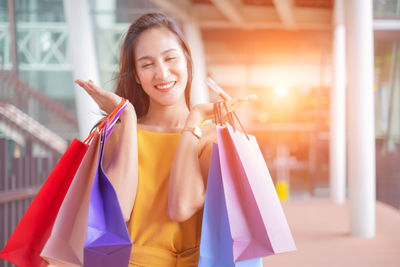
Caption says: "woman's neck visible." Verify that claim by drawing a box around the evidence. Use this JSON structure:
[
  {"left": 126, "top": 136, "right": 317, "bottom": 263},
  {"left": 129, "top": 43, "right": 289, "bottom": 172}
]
[{"left": 138, "top": 100, "right": 190, "bottom": 130}]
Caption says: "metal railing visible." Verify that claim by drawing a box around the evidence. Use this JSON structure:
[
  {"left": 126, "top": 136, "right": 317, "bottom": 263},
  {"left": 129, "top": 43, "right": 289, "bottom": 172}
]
[
  {"left": 0, "top": 99, "right": 64, "bottom": 267},
  {"left": 0, "top": 135, "right": 58, "bottom": 267},
  {"left": 0, "top": 22, "right": 127, "bottom": 72},
  {"left": 0, "top": 72, "right": 78, "bottom": 140}
]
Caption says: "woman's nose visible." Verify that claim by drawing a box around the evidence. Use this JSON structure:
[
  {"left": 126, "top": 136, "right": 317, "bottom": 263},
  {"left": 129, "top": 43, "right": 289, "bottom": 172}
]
[{"left": 155, "top": 62, "right": 170, "bottom": 80}]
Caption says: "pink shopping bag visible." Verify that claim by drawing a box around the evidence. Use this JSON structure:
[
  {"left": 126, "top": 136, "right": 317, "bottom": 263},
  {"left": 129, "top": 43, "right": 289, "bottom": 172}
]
[{"left": 216, "top": 123, "right": 296, "bottom": 262}]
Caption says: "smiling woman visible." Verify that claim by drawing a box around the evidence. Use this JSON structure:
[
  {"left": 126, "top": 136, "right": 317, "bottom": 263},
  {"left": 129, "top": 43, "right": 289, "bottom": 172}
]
[
  {"left": 134, "top": 27, "right": 189, "bottom": 108},
  {"left": 114, "top": 13, "right": 193, "bottom": 119},
  {"left": 75, "top": 13, "right": 253, "bottom": 267}
]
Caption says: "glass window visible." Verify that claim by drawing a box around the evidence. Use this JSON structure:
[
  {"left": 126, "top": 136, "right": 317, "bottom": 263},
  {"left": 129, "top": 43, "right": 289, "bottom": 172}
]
[
  {"left": 0, "top": 0, "right": 9, "bottom": 71},
  {"left": 374, "top": 0, "right": 400, "bottom": 18},
  {"left": 375, "top": 40, "right": 400, "bottom": 143},
  {"left": 0, "top": 0, "right": 8, "bottom": 22}
]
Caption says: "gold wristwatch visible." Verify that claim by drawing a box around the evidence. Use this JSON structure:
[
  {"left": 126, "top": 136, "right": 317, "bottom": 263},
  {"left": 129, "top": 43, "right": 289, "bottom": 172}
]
[{"left": 183, "top": 126, "right": 202, "bottom": 139}]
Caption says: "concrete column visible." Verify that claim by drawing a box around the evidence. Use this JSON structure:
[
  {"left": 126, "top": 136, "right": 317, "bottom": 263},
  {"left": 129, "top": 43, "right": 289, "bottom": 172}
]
[
  {"left": 345, "top": 0, "right": 376, "bottom": 238},
  {"left": 63, "top": 0, "right": 102, "bottom": 140},
  {"left": 183, "top": 20, "right": 209, "bottom": 106},
  {"left": 330, "top": 0, "right": 346, "bottom": 204}
]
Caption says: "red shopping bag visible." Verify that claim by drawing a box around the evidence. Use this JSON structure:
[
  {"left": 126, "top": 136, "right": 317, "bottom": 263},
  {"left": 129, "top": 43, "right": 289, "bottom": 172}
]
[
  {"left": 0, "top": 99, "right": 127, "bottom": 267},
  {"left": 216, "top": 123, "right": 296, "bottom": 262},
  {"left": 0, "top": 139, "right": 88, "bottom": 267}
]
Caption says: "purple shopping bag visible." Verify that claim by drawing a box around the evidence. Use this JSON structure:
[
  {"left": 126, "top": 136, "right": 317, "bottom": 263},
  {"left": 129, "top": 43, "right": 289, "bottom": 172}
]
[
  {"left": 216, "top": 123, "right": 296, "bottom": 262},
  {"left": 83, "top": 120, "right": 132, "bottom": 267},
  {"left": 199, "top": 144, "right": 263, "bottom": 267}
]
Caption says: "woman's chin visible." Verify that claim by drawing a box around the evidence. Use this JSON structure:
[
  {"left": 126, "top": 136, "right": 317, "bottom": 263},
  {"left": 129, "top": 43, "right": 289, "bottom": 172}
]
[
  {"left": 152, "top": 95, "right": 185, "bottom": 107},
  {"left": 149, "top": 89, "right": 186, "bottom": 106}
]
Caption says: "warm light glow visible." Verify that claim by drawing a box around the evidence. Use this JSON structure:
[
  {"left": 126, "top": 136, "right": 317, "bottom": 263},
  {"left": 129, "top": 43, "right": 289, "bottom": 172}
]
[
  {"left": 274, "top": 85, "right": 288, "bottom": 97},
  {"left": 258, "top": 113, "right": 269, "bottom": 123}
]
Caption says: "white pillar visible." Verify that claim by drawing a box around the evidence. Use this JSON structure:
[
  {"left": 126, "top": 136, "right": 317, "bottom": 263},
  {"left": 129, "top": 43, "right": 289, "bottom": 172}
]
[
  {"left": 183, "top": 20, "right": 209, "bottom": 106},
  {"left": 330, "top": 0, "right": 346, "bottom": 204},
  {"left": 63, "top": 0, "right": 102, "bottom": 140},
  {"left": 345, "top": 0, "right": 376, "bottom": 238}
]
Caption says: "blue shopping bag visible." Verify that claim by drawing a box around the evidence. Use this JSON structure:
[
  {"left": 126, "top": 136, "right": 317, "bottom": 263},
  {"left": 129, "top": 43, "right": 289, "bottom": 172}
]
[
  {"left": 84, "top": 120, "right": 132, "bottom": 267},
  {"left": 199, "top": 144, "right": 263, "bottom": 267}
]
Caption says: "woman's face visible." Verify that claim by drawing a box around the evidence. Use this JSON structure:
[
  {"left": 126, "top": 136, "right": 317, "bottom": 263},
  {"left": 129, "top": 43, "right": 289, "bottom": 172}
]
[{"left": 134, "top": 27, "right": 188, "bottom": 107}]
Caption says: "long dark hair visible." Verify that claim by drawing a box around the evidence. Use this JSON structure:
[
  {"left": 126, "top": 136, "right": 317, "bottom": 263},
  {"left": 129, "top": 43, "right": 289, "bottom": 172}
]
[{"left": 115, "top": 13, "right": 193, "bottom": 119}]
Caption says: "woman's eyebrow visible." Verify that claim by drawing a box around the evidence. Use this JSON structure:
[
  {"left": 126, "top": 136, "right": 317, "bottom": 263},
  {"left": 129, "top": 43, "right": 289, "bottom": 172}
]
[
  {"left": 162, "top": 48, "right": 178, "bottom": 54},
  {"left": 137, "top": 48, "right": 178, "bottom": 62},
  {"left": 137, "top": 55, "right": 152, "bottom": 62}
]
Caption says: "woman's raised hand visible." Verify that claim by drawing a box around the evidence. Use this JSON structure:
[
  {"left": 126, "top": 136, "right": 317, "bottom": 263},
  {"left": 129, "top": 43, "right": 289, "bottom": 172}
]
[
  {"left": 185, "top": 94, "right": 257, "bottom": 128},
  {"left": 75, "top": 79, "right": 128, "bottom": 115}
]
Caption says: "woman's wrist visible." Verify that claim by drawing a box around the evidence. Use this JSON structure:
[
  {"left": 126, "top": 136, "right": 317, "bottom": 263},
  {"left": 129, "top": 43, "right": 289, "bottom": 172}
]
[
  {"left": 120, "top": 103, "right": 137, "bottom": 123},
  {"left": 184, "top": 108, "right": 204, "bottom": 129}
]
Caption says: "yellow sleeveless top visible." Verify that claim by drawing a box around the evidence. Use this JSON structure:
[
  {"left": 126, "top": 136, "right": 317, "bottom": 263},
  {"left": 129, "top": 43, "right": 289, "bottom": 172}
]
[{"left": 127, "top": 129, "right": 203, "bottom": 256}]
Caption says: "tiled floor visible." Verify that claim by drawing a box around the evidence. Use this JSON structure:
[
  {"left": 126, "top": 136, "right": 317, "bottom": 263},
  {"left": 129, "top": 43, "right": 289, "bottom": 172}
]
[{"left": 262, "top": 198, "right": 400, "bottom": 267}]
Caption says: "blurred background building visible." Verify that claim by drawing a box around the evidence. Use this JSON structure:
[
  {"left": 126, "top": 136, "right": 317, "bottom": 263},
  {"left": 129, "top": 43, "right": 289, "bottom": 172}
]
[{"left": 1, "top": 0, "right": 400, "bottom": 266}]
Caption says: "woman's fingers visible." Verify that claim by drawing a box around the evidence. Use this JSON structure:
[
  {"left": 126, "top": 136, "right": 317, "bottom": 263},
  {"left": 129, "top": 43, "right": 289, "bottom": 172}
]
[
  {"left": 76, "top": 80, "right": 102, "bottom": 96},
  {"left": 224, "top": 94, "right": 257, "bottom": 112},
  {"left": 75, "top": 80, "right": 100, "bottom": 102},
  {"left": 210, "top": 94, "right": 257, "bottom": 124},
  {"left": 74, "top": 79, "right": 121, "bottom": 114}
]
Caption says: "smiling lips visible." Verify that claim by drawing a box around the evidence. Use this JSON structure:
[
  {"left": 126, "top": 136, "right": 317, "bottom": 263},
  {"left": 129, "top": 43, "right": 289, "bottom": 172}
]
[{"left": 155, "top": 81, "right": 176, "bottom": 92}]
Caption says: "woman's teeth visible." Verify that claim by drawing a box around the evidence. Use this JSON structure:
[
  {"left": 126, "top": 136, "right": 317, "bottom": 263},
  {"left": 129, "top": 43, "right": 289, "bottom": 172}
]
[{"left": 155, "top": 81, "right": 175, "bottom": 90}]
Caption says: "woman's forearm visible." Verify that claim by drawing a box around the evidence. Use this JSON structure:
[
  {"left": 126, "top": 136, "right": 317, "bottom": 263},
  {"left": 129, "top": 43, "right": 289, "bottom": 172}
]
[
  {"left": 168, "top": 132, "right": 205, "bottom": 222},
  {"left": 168, "top": 110, "right": 206, "bottom": 222}
]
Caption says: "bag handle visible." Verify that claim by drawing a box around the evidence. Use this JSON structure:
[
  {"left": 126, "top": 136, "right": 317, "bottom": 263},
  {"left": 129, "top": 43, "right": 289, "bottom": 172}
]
[
  {"left": 212, "top": 97, "right": 250, "bottom": 141},
  {"left": 208, "top": 77, "right": 249, "bottom": 140},
  {"left": 83, "top": 98, "right": 128, "bottom": 144},
  {"left": 104, "top": 100, "right": 129, "bottom": 141},
  {"left": 222, "top": 101, "right": 249, "bottom": 140},
  {"left": 217, "top": 101, "right": 249, "bottom": 140}
]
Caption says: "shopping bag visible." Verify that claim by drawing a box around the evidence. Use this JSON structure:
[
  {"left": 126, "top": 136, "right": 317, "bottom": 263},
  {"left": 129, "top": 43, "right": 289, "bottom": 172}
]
[
  {"left": 216, "top": 123, "right": 296, "bottom": 262},
  {"left": 199, "top": 144, "right": 263, "bottom": 267},
  {"left": 83, "top": 119, "right": 132, "bottom": 267},
  {"left": 40, "top": 99, "right": 129, "bottom": 266},
  {"left": 40, "top": 130, "right": 101, "bottom": 266},
  {"left": 0, "top": 139, "right": 89, "bottom": 267},
  {"left": 0, "top": 99, "right": 127, "bottom": 267}
]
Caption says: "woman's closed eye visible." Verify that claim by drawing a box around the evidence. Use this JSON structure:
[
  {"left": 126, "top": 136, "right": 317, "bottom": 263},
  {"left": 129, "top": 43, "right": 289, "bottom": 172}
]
[
  {"left": 165, "top": 56, "right": 176, "bottom": 62},
  {"left": 142, "top": 62, "right": 153, "bottom": 68}
]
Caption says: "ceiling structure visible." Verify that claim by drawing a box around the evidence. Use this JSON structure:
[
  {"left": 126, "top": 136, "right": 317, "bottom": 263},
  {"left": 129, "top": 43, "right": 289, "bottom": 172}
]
[{"left": 149, "top": 0, "right": 333, "bottom": 30}]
